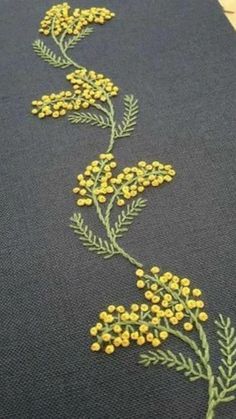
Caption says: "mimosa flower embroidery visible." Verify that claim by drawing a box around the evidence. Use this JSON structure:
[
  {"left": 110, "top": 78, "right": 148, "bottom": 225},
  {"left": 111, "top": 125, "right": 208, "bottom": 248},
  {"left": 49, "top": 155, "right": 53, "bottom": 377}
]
[
  {"left": 90, "top": 267, "right": 208, "bottom": 354},
  {"left": 39, "top": 3, "right": 115, "bottom": 36},
  {"left": 73, "top": 156, "right": 175, "bottom": 207},
  {"left": 32, "top": 69, "right": 119, "bottom": 119},
  {"left": 31, "top": 4, "right": 236, "bottom": 418}
]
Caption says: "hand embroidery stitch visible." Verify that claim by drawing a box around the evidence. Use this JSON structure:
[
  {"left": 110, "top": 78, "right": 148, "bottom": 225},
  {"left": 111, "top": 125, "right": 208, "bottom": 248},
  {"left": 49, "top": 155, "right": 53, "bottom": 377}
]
[{"left": 31, "top": 4, "right": 236, "bottom": 418}]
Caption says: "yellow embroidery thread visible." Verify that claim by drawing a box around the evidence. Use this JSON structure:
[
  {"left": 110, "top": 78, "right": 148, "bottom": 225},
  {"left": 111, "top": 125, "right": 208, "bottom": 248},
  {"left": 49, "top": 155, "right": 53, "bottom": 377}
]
[{"left": 31, "top": 4, "right": 236, "bottom": 419}]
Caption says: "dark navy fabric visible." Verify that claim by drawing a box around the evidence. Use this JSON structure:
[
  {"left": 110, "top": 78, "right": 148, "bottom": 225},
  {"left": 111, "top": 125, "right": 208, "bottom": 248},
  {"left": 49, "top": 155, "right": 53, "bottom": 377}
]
[{"left": 0, "top": 1, "right": 236, "bottom": 417}]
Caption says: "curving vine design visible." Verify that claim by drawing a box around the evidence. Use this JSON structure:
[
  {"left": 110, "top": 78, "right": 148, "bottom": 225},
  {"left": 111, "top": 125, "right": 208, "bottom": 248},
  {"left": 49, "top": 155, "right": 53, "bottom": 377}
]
[{"left": 31, "top": 4, "right": 236, "bottom": 418}]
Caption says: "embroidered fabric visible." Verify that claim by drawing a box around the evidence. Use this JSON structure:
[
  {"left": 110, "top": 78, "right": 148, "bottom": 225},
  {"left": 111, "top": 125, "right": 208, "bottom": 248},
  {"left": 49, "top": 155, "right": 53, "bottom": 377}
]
[{"left": 30, "top": 4, "right": 236, "bottom": 418}]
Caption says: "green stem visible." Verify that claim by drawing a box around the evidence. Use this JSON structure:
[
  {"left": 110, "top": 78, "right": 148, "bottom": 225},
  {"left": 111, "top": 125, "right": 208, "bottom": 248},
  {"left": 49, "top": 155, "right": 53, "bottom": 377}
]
[
  {"left": 105, "top": 98, "right": 116, "bottom": 153},
  {"left": 92, "top": 193, "right": 143, "bottom": 267},
  {"left": 206, "top": 373, "right": 217, "bottom": 419}
]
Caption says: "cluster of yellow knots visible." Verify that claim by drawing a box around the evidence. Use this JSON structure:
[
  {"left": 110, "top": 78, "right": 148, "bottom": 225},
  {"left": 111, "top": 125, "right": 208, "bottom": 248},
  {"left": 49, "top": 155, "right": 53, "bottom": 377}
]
[
  {"left": 66, "top": 68, "right": 119, "bottom": 97},
  {"left": 73, "top": 154, "right": 176, "bottom": 207},
  {"left": 31, "top": 69, "right": 119, "bottom": 119},
  {"left": 90, "top": 266, "right": 208, "bottom": 354},
  {"left": 39, "top": 3, "right": 115, "bottom": 36}
]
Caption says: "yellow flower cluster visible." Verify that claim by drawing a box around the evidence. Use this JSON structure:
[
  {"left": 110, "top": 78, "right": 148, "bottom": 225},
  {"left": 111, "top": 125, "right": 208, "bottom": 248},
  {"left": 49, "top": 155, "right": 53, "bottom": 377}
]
[
  {"left": 90, "top": 303, "right": 169, "bottom": 354},
  {"left": 90, "top": 266, "right": 208, "bottom": 354},
  {"left": 73, "top": 158, "right": 176, "bottom": 207},
  {"left": 110, "top": 161, "right": 175, "bottom": 206},
  {"left": 73, "top": 153, "right": 115, "bottom": 207},
  {"left": 66, "top": 69, "right": 119, "bottom": 100},
  {"left": 136, "top": 266, "right": 208, "bottom": 330},
  {"left": 39, "top": 3, "right": 115, "bottom": 36},
  {"left": 31, "top": 90, "right": 75, "bottom": 119},
  {"left": 32, "top": 69, "right": 119, "bottom": 118}
]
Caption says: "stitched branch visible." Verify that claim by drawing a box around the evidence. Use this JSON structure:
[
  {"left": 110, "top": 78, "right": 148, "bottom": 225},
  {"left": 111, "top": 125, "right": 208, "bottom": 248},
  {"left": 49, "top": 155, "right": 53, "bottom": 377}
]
[
  {"left": 114, "top": 95, "right": 139, "bottom": 139},
  {"left": 68, "top": 112, "right": 111, "bottom": 128},
  {"left": 70, "top": 213, "right": 117, "bottom": 258},
  {"left": 32, "top": 40, "right": 71, "bottom": 68},
  {"left": 111, "top": 198, "right": 147, "bottom": 238},
  {"left": 214, "top": 315, "right": 236, "bottom": 404},
  {"left": 139, "top": 349, "right": 208, "bottom": 381},
  {"left": 64, "top": 27, "right": 94, "bottom": 50}
]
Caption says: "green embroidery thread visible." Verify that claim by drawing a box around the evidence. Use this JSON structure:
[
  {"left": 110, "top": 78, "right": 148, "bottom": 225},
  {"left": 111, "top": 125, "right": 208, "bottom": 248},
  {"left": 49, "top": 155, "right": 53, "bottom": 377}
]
[{"left": 31, "top": 3, "right": 236, "bottom": 418}]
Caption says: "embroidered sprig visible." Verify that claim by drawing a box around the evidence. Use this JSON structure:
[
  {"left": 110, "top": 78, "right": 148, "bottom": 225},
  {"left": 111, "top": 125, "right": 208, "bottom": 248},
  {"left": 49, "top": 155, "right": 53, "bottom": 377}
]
[
  {"left": 72, "top": 155, "right": 175, "bottom": 207},
  {"left": 39, "top": 3, "right": 114, "bottom": 37},
  {"left": 32, "top": 70, "right": 119, "bottom": 119},
  {"left": 31, "top": 4, "right": 236, "bottom": 418},
  {"left": 90, "top": 267, "right": 208, "bottom": 352}
]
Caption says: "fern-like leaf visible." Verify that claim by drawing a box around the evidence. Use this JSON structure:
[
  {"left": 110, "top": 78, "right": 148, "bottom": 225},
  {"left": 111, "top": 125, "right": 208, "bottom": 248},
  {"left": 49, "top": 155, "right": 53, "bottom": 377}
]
[
  {"left": 70, "top": 213, "right": 117, "bottom": 258},
  {"left": 64, "top": 27, "right": 94, "bottom": 50},
  {"left": 139, "top": 349, "right": 207, "bottom": 381},
  {"left": 111, "top": 198, "right": 147, "bottom": 238},
  {"left": 32, "top": 40, "right": 71, "bottom": 68},
  {"left": 214, "top": 315, "right": 236, "bottom": 403},
  {"left": 68, "top": 112, "right": 111, "bottom": 129},
  {"left": 114, "top": 95, "right": 139, "bottom": 139}
]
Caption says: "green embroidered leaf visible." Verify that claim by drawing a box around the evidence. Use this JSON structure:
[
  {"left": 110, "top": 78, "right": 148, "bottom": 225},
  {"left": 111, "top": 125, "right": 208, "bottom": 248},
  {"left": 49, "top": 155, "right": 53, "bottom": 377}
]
[
  {"left": 214, "top": 314, "right": 236, "bottom": 403},
  {"left": 70, "top": 213, "right": 117, "bottom": 258},
  {"left": 32, "top": 40, "right": 71, "bottom": 68},
  {"left": 139, "top": 349, "right": 207, "bottom": 381},
  {"left": 114, "top": 95, "right": 139, "bottom": 139},
  {"left": 111, "top": 198, "right": 147, "bottom": 238},
  {"left": 64, "top": 27, "right": 94, "bottom": 50},
  {"left": 68, "top": 112, "right": 111, "bottom": 129}
]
